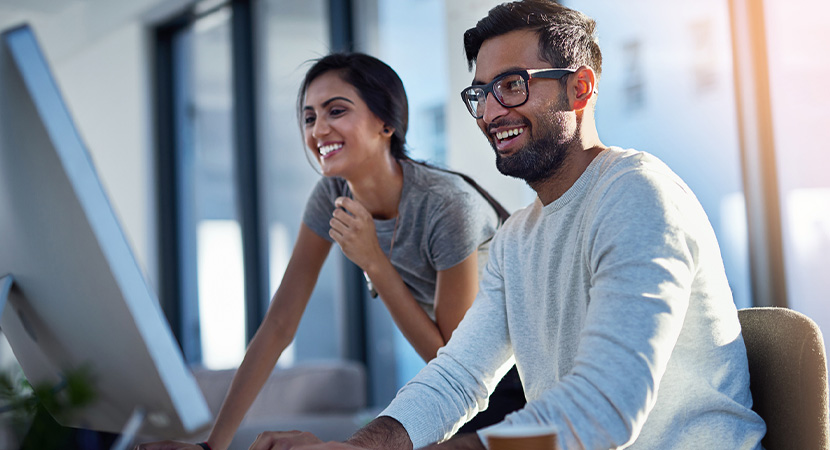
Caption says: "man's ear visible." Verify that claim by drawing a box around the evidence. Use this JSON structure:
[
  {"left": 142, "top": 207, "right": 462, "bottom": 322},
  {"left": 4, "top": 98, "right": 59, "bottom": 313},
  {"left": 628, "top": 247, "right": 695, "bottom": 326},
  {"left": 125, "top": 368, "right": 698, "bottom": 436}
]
[{"left": 570, "top": 66, "right": 597, "bottom": 111}]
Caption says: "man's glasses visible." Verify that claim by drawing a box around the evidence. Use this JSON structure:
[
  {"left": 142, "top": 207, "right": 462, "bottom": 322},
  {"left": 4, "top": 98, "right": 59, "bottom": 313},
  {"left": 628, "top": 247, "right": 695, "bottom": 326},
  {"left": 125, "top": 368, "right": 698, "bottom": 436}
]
[{"left": 460, "top": 68, "right": 576, "bottom": 119}]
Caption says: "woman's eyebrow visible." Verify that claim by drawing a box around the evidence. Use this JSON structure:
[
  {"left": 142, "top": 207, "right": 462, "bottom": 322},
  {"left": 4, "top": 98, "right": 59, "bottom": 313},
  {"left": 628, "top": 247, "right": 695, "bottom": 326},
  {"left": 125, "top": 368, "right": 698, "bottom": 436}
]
[
  {"left": 322, "top": 96, "right": 355, "bottom": 107},
  {"left": 304, "top": 96, "right": 355, "bottom": 111}
]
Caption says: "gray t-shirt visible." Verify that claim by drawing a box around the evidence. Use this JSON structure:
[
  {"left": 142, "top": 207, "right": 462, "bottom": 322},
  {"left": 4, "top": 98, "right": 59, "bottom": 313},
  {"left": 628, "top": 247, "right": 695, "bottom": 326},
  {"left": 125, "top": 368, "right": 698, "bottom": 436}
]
[{"left": 302, "top": 159, "right": 500, "bottom": 319}]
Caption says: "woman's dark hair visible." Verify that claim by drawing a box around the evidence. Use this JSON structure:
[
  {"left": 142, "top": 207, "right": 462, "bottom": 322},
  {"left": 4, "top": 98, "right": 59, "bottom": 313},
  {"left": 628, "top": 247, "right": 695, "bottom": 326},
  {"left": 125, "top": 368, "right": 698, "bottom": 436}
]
[{"left": 297, "top": 52, "right": 409, "bottom": 159}]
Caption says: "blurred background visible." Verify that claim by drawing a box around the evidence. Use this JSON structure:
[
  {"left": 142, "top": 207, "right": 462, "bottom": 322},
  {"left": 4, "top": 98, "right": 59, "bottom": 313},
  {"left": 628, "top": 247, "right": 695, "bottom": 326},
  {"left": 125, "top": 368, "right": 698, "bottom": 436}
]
[{"left": 0, "top": 0, "right": 827, "bottom": 408}]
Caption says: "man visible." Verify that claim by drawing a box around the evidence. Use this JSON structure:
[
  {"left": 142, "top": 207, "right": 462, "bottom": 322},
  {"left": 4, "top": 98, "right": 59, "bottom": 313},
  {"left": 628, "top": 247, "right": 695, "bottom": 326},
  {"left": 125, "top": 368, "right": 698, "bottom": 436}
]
[{"left": 251, "top": 1, "right": 766, "bottom": 449}]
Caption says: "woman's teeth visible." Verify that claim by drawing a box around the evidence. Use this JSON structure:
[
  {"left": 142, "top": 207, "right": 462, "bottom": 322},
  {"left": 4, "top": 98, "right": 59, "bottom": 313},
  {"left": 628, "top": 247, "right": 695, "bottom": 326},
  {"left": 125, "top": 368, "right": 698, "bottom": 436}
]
[
  {"left": 319, "top": 143, "right": 343, "bottom": 156},
  {"left": 496, "top": 127, "right": 524, "bottom": 141}
]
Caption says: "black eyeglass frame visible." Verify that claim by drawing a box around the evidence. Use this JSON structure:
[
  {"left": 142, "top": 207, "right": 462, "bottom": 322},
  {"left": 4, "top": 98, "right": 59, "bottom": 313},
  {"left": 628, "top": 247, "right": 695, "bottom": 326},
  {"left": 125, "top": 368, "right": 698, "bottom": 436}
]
[{"left": 460, "top": 68, "right": 576, "bottom": 119}]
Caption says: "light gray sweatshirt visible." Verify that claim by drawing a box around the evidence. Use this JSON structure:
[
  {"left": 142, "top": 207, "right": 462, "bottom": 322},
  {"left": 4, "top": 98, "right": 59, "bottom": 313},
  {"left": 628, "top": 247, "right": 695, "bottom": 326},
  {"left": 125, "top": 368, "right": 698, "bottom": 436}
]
[{"left": 380, "top": 148, "right": 766, "bottom": 449}]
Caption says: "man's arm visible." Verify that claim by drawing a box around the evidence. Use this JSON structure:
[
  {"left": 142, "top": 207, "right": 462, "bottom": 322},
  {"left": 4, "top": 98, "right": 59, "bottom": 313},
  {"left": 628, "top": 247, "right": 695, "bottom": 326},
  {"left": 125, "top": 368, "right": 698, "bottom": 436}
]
[
  {"left": 377, "top": 227, "right": 514, "bottom": 447},
  {"left": 344, "top": 416, "right": 413, "bottom": 450},
  {"left": 345, "top": 418, "right": 487, "bottom": 450}
]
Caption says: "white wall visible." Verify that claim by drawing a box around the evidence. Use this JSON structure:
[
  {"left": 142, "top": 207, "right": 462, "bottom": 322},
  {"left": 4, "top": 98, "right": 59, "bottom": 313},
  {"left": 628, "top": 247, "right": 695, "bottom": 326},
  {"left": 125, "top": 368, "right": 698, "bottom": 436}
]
[
  {"left": 0, "top": 0, "right": 193, "bottom": 285},
  {"left": 57, "top": 23, "right": 156, "bottom": 283}
]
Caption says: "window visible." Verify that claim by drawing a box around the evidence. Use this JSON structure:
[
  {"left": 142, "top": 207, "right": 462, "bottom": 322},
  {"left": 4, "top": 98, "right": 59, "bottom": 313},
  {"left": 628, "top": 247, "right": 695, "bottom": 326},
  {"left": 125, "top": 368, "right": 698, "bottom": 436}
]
[
  {"left": 155, "top": 0, "right": 358, "bottom": 372},
  {"left": 565, "top": 0, "right": 753, "bottom": 308},
  {"left": 352, "top": 0, "right": 452, "bottom": 402},
  {"left": 156, "top": 3, "right": 247, "bottom": 368},
  {"left": 257, "top": 0, "right": 338, "bottom": 367},
  {"left": 765, "top": 0, "right": 830, "bottom": 348},
  {"left": 152, "top": 0, "right": 828, "bottom": 392}
]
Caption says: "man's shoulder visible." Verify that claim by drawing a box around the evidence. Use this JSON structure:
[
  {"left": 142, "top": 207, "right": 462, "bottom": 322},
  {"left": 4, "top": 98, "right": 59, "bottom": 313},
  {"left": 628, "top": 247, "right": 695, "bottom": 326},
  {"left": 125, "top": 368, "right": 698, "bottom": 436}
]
[
  {"left": 593, "top": 147, "right": 685, "bottom": 193},
  {"left": 597, "top": 147, "right": 663, "bottom": 174}
]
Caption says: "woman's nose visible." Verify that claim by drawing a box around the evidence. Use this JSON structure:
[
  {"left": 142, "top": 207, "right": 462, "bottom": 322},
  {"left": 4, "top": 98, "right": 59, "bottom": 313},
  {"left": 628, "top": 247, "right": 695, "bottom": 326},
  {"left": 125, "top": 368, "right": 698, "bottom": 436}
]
[{"left": 312, "top": 119, "right": 330, "bottom": 139}]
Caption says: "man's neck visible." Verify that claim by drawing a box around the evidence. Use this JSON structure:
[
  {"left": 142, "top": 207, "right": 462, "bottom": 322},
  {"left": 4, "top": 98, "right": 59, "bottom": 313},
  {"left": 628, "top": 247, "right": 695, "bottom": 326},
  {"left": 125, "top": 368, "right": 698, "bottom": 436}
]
[{"left": 530, "top": 143, "right": 605, "bottom": 206}]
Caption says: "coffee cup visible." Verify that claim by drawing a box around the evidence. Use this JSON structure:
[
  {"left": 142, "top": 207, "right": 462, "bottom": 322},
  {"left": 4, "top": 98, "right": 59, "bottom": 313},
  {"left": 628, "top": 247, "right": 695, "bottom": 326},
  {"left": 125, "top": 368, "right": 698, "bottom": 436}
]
[{"left": 483, "top": 425, "right": 558, "bottom": 450}]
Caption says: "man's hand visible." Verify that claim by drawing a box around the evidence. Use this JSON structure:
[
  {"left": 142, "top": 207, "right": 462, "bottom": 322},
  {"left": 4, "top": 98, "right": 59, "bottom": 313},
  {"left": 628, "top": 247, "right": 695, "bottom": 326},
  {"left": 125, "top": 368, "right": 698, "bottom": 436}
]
[
  {"left": 248, "top": 430, "right": 323, "bottom": 450},
  {"left": 283, "top": 443, "right": 368, "bottom": 450},
  {"left": 421, "top": 433, "right": 486, "bottom": 450},
  {"left": 134, "top": 441, "right": 201, "bottom": 450}
]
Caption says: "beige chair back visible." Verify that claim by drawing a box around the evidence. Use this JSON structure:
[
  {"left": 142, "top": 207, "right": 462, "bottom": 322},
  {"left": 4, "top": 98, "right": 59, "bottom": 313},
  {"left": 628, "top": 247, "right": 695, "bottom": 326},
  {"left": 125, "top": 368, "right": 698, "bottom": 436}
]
[{"left": 738, "top": 307, "right": 829, "bottom": 450}]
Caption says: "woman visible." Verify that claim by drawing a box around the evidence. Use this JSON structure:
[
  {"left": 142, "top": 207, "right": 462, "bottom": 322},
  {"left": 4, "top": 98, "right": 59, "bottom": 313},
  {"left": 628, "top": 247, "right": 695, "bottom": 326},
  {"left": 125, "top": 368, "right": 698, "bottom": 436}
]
[{"left": 138, "top": 53, "right": 520, "bottom": 450}]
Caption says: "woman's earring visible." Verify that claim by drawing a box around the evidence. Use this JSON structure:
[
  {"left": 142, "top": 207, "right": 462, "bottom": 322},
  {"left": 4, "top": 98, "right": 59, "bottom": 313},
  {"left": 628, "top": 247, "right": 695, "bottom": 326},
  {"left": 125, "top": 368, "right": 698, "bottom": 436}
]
[{"left": 383, "top": 127, "right": 391, "bottom": 135}]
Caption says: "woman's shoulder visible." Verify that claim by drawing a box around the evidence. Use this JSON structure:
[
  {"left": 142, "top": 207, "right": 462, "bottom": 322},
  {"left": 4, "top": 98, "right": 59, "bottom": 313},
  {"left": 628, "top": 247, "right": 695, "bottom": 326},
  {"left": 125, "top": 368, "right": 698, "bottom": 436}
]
[
  {"left": 401, "top": 159, "right": 479, "bottom": 198},
  {"left": 309, "top": 174, "right": 349, "bottom": 199},
  {"left": 400, "top": 160, "right": 499, "bottom": 230}
]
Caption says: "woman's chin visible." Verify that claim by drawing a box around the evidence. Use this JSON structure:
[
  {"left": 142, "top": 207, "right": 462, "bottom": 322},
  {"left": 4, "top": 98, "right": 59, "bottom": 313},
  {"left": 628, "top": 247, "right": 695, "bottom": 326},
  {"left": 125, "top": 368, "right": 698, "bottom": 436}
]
[{"left": 319, "top": 162, "right": 342, "bottom": 178}]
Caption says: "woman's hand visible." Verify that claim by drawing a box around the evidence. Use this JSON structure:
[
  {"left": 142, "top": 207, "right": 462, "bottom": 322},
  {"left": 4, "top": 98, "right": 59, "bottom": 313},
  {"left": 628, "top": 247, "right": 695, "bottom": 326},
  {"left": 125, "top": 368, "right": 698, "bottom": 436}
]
[
  {"left": 329, "top": 196, "right": 386, "bottom": 271},
  {"left": 133, "top": 441, "right": 200, "bottom": 450}
]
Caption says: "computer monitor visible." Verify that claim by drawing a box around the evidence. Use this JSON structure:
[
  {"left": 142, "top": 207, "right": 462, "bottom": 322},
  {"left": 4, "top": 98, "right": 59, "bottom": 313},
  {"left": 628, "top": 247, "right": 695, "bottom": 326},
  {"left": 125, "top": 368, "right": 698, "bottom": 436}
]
[{"left": 0, "top": 24, "right": 212, "bottom": 440}]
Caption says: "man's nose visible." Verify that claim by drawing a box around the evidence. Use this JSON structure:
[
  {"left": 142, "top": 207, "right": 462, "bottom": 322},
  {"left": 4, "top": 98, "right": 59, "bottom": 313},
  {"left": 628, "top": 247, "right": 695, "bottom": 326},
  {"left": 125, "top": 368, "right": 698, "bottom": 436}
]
[{"left": 482, "top": 93, "right": 509, "bottom": 124}]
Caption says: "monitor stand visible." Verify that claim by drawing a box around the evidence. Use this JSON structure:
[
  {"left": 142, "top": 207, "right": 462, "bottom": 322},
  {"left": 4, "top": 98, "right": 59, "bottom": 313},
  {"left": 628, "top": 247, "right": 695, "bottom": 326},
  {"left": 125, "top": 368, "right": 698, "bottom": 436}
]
[
  {"left": 0, "top": 274, "right": 146, "bottom": 450},
  {"left": 0, "top": 274, "right": 11, "bottom": 320}
]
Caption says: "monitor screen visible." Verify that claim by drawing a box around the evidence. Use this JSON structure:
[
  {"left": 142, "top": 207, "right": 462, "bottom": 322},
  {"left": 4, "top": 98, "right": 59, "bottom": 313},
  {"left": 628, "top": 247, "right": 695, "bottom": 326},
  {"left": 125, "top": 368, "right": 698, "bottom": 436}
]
[{"left": 0, "top": 24, "right": 211, "bottom": 438}]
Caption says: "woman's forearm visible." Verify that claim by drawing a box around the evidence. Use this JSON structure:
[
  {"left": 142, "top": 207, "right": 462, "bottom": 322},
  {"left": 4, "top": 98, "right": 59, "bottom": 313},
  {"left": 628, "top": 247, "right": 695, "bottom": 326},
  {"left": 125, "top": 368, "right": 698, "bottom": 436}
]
[
  {"left": 366, "top": 252, "right": 480, "bottom": 363},
  {"left": 206, "top": 321, "right": 294, "bottom": 450},
  {"left": 206, "top": 224, "right": 331, "bottom": 449},
  {"left": 365, "top": 259, "right": 445, "bottom": 362}
]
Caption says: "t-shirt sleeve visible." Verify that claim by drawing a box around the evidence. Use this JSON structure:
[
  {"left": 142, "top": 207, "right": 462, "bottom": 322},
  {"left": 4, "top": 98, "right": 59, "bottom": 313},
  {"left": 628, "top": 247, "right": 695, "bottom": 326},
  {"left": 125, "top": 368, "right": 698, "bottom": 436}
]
[
  {"left": 301, "top": 177, "right": 340, "bottom": 243},
  {"left": 427, "top": 187, "right": 498, "bottom": 272}
]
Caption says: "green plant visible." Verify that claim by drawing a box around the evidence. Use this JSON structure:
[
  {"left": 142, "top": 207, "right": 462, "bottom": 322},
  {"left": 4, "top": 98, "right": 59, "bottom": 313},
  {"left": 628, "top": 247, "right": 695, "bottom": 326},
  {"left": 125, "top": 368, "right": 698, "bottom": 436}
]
[{"left": 0, "top": 366, "right": 96, "bottom": 450}]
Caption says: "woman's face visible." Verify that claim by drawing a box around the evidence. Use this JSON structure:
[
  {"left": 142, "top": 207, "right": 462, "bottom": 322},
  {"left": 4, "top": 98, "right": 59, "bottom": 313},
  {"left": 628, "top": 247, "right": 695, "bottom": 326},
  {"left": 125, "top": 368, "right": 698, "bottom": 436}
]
[{"left": 302, "top": 71, "right": 390, "bottom": 179}]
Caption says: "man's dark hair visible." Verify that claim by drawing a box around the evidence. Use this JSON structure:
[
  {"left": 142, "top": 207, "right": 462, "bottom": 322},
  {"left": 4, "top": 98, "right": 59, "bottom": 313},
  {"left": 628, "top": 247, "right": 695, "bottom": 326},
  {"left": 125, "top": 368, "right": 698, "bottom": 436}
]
[
  {"left": 297, "top": 52, "right": 409, "bottom": 159},
  {"left": 463, "top": 0, "right": 602, "bottom": 79}
]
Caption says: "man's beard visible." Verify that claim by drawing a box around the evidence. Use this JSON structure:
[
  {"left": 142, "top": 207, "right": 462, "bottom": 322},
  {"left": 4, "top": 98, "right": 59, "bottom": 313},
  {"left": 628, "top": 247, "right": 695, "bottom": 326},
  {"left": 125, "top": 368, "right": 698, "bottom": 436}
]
[{"left": 493, "top": 109, "right": 573, "bottom": 184}]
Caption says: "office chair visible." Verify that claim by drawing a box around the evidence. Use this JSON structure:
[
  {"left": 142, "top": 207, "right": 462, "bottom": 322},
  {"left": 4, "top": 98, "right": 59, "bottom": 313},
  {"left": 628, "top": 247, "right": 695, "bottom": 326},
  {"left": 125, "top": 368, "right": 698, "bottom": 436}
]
[{"left": 738, "top": 307, "right": 830, "bottom": 450}]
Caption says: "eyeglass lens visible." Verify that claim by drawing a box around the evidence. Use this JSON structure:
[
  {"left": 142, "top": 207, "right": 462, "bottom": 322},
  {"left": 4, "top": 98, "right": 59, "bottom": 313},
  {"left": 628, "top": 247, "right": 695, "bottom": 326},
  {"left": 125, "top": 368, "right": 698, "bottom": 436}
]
[{"left": 465, "top": 73, "right": 529, "bottom": 118}]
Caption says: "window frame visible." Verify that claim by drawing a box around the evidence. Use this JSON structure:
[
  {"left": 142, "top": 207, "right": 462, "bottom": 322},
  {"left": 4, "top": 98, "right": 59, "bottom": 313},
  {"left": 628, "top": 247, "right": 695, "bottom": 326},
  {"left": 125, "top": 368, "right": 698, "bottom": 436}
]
[{"left": 152, "top": 0, "right": 364, "bottom": 364}]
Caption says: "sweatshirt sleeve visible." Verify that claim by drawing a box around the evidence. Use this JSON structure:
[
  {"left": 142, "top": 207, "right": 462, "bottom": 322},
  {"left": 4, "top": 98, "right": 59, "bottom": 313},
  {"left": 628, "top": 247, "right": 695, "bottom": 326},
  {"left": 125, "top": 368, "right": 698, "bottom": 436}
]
[{"left": 379, "top": 230, "right": 515, "bottom": 447}]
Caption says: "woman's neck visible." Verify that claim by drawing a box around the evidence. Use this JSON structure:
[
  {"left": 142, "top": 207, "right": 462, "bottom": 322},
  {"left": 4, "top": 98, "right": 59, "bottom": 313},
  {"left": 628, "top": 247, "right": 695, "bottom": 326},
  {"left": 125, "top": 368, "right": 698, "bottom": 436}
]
[{"left": 346, "top": 156, "right": 404, "bottom": 220}]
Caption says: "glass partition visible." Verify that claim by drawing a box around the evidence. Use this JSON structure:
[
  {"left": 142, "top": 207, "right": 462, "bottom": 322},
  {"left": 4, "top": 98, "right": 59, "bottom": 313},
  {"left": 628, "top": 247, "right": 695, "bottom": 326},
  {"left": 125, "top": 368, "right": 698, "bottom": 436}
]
[
  {"left": 565, "top": 0, "right": 753, "bottom": 308},
  {"left": 258, "top": 0, "right": 340, "bottom": 368}
]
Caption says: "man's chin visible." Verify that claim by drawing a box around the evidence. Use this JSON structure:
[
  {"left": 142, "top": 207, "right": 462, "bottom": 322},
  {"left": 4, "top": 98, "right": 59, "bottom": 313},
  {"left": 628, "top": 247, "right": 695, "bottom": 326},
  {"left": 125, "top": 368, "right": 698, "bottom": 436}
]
[
  {"left": 496, "top": 151, "right": 560, "bottom": 184},
  {"left": 496, "top": 155, "right": 532, "bottom": 181}
]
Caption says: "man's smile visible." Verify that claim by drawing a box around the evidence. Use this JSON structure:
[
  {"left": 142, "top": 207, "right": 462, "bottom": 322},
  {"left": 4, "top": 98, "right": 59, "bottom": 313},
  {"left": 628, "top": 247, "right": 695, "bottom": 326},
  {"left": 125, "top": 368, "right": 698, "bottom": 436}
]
[{"left": 488, "top": 123, "right": 528, "bottom": 153}]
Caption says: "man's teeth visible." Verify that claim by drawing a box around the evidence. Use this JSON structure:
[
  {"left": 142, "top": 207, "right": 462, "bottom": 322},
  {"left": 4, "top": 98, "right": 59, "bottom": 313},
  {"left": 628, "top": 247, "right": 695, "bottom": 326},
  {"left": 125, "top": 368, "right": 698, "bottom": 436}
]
[
  {"left": 319, "top": 143, "right": 343, "bottom": 156},
  {"left": 496, "top": 128, "right": 524, "bottom": 141}
]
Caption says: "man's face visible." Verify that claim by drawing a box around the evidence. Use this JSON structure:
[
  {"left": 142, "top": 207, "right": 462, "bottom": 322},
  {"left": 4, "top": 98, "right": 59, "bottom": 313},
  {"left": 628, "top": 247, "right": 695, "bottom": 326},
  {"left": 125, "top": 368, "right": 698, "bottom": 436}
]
[{"left": 473, "top": 29, "right": 578, "bottom": 183}]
